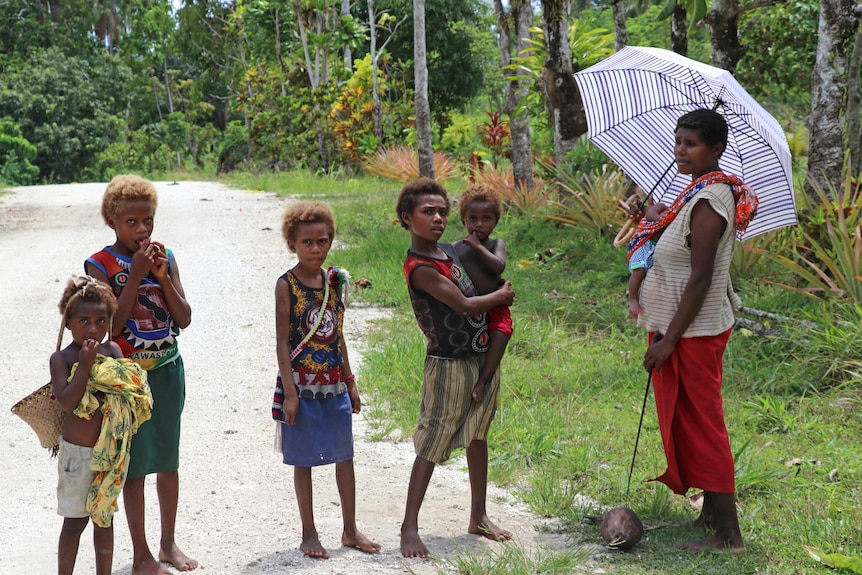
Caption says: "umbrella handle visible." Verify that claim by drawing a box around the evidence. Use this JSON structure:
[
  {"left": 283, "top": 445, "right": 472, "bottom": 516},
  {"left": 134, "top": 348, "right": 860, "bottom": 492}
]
[{"left": 613, "top": 218, "right": 636, "bottom": 248}]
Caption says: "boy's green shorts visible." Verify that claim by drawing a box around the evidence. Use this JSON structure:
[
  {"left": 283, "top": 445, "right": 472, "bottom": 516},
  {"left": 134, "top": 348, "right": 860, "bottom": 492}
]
[{"left": 127, "top": 357, "right": 185, "bottom": 478}]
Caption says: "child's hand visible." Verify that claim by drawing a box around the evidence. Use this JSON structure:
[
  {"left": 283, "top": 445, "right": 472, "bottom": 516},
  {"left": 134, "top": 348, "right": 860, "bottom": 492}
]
[
  {"left": 347, "top": 385, "right": 362, "bottom": 414},
  {"left": 282, "top": 395, "right": 299, "bottom": 425},
  {"left": 628, "top": 298, "right": 643, "bottom": 319},
  {"left": 497, "top": 280, "right": 514, "bottom": 306},
  {"left": 471, "top": 379, "right": 485, "bottom": 403},
  {"left": 150, "top": 241, "right": 169, "bottom": 282},
  {"left": 131, "top": 238, "right": 157, "bottom": 278},
  {"left": 78, "top": 338, "right": 100, "bottom": 367},
  {"left": 463, "top": 232, "right": 482, "bottom": 250}
]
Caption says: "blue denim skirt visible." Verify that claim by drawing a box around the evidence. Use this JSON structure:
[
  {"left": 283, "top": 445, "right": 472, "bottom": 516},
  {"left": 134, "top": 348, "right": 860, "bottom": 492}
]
[{"left": 281, "top": 391, "right": 354, "bottom": 467}]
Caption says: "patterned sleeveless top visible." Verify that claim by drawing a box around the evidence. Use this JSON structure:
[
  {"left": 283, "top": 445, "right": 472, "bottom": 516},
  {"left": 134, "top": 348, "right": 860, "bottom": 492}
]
[
  {"left": 282, "top": 269, "right": 347, "bottom": 399},
  {"left": 403, "top": 242, "right": 489, "bottom": 358},
  {"left": 86, "top": 247, "right": 180, "bottom": 370}
]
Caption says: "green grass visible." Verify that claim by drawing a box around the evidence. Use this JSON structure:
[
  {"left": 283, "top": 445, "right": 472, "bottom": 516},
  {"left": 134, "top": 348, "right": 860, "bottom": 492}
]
[{"left": 227, "top": 171, "right": 862, "bottom": 574}]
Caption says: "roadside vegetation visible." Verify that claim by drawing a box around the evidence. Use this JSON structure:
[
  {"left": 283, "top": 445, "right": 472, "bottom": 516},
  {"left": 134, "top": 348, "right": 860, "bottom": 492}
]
[{"left": 225, "top": 169, "right": 862, "bottom": 575}]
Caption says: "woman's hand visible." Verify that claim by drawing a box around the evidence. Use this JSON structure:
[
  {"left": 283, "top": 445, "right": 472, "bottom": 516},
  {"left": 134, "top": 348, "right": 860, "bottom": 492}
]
[{"left": 643, "top": 335, "right": 674, "bottom": 373}]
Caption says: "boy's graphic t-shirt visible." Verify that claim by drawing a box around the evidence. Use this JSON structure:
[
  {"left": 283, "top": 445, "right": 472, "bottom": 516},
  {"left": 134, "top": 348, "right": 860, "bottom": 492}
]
[
  {"left": 86, "top": 247, "right": 180, "bottom": 370},
  {"left": 403, "top": 242, "right": 489, "bottom": 358}
]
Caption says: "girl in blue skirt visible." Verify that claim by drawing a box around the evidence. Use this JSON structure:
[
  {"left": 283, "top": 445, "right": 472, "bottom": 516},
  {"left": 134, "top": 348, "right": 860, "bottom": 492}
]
[{"left": 273, "top": 201, "right": 380, "bottom": 559}]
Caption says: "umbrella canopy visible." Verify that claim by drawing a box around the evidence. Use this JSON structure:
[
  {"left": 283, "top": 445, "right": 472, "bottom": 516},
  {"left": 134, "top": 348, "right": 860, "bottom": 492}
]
[{"left": 574, "top": 46, "right": 797, "bottom": 239}]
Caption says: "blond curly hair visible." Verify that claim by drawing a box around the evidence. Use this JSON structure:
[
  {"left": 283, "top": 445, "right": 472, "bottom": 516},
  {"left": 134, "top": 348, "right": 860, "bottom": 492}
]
[
  {"left": 100, "top": 174, "right": 159, "bottom": 225},
  {"left": 280, "top": 201, "right": 337, "bottom": 248}
]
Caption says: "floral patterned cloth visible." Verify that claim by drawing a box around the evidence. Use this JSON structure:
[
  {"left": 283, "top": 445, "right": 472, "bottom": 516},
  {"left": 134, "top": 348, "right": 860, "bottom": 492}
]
[{"left": 69, "top": 355, "right": 152, "bottom": 527}]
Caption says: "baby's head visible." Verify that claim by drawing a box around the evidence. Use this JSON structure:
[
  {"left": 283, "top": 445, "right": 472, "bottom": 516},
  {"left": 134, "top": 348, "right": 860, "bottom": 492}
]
[
  {"left": 396, "top": 177, "right": 450, "bottom": 229},
  {"left": 58, "top": 276, "right": 118, "bottom": 343},
  {"left": 101, "top": 175, "right": 159, "bottom": 225},
  {"left": 281, "top": 201, "right": 336, "bottom": 251},
  {"left": 676, "top": 109, "right": 728, "bottom": 152},
  {"left": 458, "top": 184, "right": 502, "bottom": 224}
]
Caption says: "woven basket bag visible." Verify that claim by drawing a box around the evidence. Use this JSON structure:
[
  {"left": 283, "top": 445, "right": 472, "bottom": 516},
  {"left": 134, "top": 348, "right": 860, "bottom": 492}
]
[
  {"left": 11, "top": 383, "right": 65, "bottom": 454},
  {"left": 10, "top": 323, "right": 67, "bottom": 455}
]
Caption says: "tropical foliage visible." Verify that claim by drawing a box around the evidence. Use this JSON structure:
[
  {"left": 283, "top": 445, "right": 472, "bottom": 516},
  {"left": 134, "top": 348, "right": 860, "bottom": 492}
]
[{"left": 764, "top": 176, "right": 862, "bottom": 304}]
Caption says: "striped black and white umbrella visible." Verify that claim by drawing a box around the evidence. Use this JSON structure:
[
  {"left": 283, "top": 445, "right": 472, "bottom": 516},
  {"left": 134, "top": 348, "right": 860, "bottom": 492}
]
[{"left": 574, "top": 46, "right": 797, "bottom": 239}]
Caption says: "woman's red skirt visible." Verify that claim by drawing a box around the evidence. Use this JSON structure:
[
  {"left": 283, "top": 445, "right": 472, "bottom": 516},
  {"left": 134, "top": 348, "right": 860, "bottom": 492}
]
[{"left": 649, "top": 329, "right": 735, "bottom": 495}]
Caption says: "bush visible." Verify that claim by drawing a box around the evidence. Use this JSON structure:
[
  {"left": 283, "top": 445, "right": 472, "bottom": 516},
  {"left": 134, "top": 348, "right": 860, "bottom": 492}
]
[
  {"left": 545, "top": 165, "right": 631, "bottom": 240},
  {"left": 0, "top": 121, "right": 39, "bottom": 185},
  {"left": 218, "top": 121, "right": 252, "bottom": 174},
  {"left": 360, "top": 145, "right": 458, "bottom": 183},
  {"left": 764, "top": 175, "right": 862, "bottom": 304},
  {"left": 470, "top": 163, "right": 553, "bottom": 216}
]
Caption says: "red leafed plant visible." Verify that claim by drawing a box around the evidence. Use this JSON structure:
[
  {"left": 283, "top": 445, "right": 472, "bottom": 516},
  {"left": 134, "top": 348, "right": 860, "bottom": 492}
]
[{"left": 478, "top": 109, "right": 510, "bottom": 169}]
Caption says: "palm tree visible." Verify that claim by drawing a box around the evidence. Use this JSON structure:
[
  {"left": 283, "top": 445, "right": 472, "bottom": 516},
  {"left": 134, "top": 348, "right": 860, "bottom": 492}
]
[{"left": 414, "top": 0, "right": 434, "bottom": 178}]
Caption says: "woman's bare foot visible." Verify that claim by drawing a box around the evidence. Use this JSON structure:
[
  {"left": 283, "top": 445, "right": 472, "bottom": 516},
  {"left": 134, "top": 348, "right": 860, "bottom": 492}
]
[
  {"left": 159, "top": 544, "right": 198, "bottom": 571},
  {"left": 300, "top": 535, "right": 330, "bottom": 559},
  {"left": 400, "top": 527, "right": 430, "bottom": 558},
  {"left": 342, "top": 530, "right": 381, "bottom": 554},
  {"left": 131, "top": 557, "right": 172, "bottom": 575},
  {"left": 676, "top": 534, "right": 745, "bottom": 553},
  {"left": 468, "top": 516, "right": 512, "bottom": 541}
]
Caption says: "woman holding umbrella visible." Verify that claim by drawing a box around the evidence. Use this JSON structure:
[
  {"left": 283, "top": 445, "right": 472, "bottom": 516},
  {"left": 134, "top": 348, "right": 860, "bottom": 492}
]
[{"left": 632, "top": 108, "right": 757, "bottom": 552}]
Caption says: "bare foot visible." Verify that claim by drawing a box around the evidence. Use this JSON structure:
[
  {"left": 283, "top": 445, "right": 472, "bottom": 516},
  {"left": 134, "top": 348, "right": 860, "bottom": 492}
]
[
  {"left": 159, "top": 544, "right": 198, "bottom": 571},
  {"left": 300, "top": 535, "right": 330, "bottom": 559},
  {"left": 131, "top": 557, "right": 172, "bottom": 575},
  {"left": 342, "top": 530, "right": 381, "bottom": 554},
  {"left": 676, "top": 534, "right": 745, "bottom": 553},
  {"left": 400, "top": 527, "right": 430, "bottom": 558},
  {"left": 468, "top": 517, "right": 512, "bottom": 542}
]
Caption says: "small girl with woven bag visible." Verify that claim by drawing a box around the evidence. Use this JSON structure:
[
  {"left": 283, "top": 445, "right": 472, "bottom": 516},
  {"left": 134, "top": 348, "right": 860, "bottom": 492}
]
[
  {"left": 273, "top": 201, "right": 380, "bottom": 559},
  {"left": 49, "top": 276, "right": 152, "bottom": 575}
]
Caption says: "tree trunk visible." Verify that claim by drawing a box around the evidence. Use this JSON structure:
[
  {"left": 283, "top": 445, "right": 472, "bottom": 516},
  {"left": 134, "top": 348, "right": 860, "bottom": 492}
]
[
  {"left": 163, "top": 59, "right": 174, "bottom": 115},
  {"left": 610, "top": 0, "right": 628, "bottom": 51},
  {"left": 342, "top": 0, "right": 352, "bottom": 71},
  {"left": 807, "top": 0, "right": 862, "bottom": 198},
  {"left": 846, "top": 28, "right": 862, "bottom": 172},
  {"left": 495, "top": 0, "right": 533, "bottom": 189},
  {"left": 511, "top": 0, "right": 534, "bottom": 189},
  {"left": 274, "top": 6, "right": 288, "bottom": 97},
  {"left": 414, "top": 0, "right": 434, "bottom": 179},
  {"left": 163, "top": 59, "right": 182, "bottom": 169},
  {"left": 540, "top": 0, "right": 586, "bottom": 162},
  {"left": 670, "top": 5, "right": 688, "bottom": 56},
  {"left": 295, "top": 3, "right": 319, "bottom": 89},
  {"left": 368, "top": 0, "right": 383, "bottom": 141},
  {"left": 703, "top": 0, "right": 747, "bottom": 73}
]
